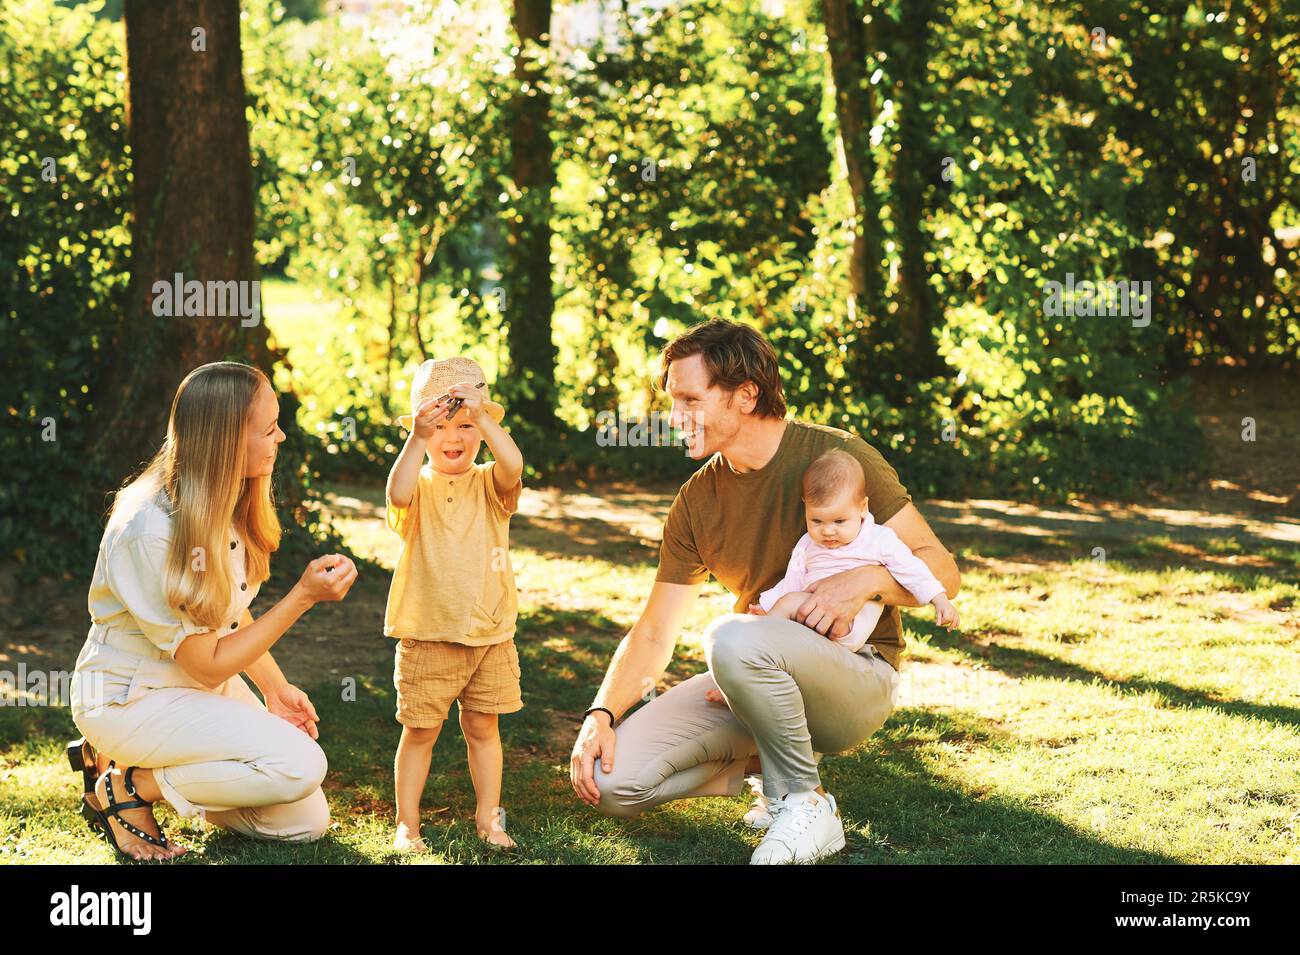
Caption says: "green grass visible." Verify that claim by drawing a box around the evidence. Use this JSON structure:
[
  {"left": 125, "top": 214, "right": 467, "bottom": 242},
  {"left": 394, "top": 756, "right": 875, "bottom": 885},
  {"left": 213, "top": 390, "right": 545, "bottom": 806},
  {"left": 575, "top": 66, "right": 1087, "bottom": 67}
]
[{"left": 3, "top": 480, "right": 1297, "bottom": 865}]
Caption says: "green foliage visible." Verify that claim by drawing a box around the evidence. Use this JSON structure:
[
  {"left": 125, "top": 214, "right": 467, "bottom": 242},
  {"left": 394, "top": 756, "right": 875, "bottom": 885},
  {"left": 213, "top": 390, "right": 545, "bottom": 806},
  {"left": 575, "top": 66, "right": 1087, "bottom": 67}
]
[
  {"left": 0, "top": 1, "right": 129, "bottom": 575},
  {"left": 6, "top": 0, "right": 1298, "bottom": 583},
  {"left": 0, "top": 0, "right": 350, "bottom": 580}
]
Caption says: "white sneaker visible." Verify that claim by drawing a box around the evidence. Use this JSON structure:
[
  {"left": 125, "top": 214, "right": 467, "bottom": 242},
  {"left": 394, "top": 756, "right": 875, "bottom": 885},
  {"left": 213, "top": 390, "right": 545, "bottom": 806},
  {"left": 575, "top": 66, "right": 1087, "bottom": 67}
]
[
  {"left": 749, "top": 790, "right": 845, "bottom": 865},
  {"left": 742, "top": 775, "right": 775, "bottom": 829}
]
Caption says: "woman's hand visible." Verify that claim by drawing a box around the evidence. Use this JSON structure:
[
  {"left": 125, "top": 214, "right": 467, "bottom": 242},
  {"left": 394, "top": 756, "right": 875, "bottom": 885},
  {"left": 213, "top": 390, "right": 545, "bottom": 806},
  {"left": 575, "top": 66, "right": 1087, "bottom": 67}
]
[
  {"left": 267, "top": 683, "right": 321, "bottom": 739},
  {"left": 296, "top": 554, "right": 358, "bottom": 605}
]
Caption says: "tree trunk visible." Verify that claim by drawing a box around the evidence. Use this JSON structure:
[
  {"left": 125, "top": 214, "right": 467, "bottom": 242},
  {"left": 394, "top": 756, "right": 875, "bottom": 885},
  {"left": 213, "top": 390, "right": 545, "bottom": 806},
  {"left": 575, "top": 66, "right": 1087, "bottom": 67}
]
[
  {"left": 506, "top": 0, "right": 559, "bottom": 431},
  {"left": 820, "top": 0, "right": 885, "bottom": 327},
  {"left": 890, "top": 0, "right": 942, "bottom": 374},
  {"left": 93, "top": 0, "right": 274, "bottom": 482}
]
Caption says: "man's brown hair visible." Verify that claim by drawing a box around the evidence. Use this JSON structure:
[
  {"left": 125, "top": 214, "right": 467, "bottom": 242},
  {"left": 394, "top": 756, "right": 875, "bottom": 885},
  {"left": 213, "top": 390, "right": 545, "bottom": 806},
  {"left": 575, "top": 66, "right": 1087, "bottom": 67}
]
[
  {"left": 658, "top": 319, "right": 787, "bottom": 419},
  {"left": 802, "top": 450, "right": 867, "bottom": 506}
]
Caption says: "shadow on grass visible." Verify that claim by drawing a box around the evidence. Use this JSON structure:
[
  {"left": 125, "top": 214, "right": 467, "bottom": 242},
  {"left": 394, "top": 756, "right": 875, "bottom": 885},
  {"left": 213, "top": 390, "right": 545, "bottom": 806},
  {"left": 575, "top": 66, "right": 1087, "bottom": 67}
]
[
  {"left": 943, "top": 516, "right": 1299, "bottom": 585},
  {"left": 920, "top": 624, "right": 1300, "bottom": 731},
  {"left": 512, "top": 512, "right": 659, "bottom": 569},
  {"left": 0, "top": 611, "right": 1185, "bottom": 864},
  {"left": 824, "top": 708, "right": 1179, "bottom": 864},
  {"left": 0, "top": 678, "right": 1180, "bottom": 864}
]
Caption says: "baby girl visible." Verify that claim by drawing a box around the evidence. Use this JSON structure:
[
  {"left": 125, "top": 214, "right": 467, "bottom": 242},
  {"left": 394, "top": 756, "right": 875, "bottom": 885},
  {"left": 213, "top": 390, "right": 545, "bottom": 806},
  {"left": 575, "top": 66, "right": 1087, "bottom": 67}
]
[{"left": 753, "top": 449, "right": 959, "bottom": 650}]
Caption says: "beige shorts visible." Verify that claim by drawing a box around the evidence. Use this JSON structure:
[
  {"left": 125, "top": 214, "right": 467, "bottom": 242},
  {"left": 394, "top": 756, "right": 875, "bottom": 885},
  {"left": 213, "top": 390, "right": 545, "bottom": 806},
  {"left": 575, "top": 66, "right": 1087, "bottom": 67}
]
[{"left": 393, "top": 637, "right": 523, "bottom": 727}]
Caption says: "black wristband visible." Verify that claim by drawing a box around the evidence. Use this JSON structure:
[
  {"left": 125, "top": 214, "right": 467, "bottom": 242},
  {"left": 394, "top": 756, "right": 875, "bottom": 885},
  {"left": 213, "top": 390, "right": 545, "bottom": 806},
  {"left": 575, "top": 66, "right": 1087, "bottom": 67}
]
[{"left": 583, "top": 706, "right": 615, "bottom": 728}]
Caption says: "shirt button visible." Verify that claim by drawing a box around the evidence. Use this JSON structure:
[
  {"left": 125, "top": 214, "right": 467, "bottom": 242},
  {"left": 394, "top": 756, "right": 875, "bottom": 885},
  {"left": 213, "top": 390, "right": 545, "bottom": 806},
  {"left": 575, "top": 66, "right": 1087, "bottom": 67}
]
[
  {"left": 447, "top": 497, "right": 453, "bottom": 502},
  {"left": 241, "top": 582, "right": 248, "bottom": 591},
  {"left": 230, "top": 540, "right": 237, "bottom": 550},
  {"left": 230, "top": 621, "right": 239, "bottom": 630}
]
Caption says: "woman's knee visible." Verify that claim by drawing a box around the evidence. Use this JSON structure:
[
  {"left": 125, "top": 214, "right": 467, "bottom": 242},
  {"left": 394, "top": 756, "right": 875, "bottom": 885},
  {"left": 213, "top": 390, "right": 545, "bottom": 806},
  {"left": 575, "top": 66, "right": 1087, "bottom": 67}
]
[{"left": 272, "top": 735, "right": 328, "bottom": 804}]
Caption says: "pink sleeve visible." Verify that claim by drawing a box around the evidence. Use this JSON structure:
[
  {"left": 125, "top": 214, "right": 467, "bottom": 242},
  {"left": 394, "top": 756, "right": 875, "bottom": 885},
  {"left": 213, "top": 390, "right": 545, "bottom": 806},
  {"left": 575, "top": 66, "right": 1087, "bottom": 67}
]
[
  {"left": 870, "top": 525, "right": 947, "bottom": 604},
  {"left": 759, "top": 537, "right": 809, "bottom": 610}
]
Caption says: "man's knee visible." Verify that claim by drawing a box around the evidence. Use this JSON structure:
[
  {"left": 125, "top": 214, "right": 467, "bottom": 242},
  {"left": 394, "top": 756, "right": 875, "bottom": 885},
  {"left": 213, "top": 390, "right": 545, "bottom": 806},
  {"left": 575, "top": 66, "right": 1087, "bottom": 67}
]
[
  {"left": 703, "top": 613, "right": 756, "bottom": 673},
  {"left": 591, "top": 762, "right": 650, "bottom": 820},
  {"left": 705, "top": 613, "right": 784, "bottom": 685}
]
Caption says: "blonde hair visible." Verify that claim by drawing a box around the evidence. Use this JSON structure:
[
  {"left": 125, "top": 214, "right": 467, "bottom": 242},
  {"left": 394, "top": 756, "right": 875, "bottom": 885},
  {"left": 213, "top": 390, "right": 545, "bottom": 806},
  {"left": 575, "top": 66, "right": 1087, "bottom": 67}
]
[
  {"left": 109, "top": 362, "right": 281, "bottom": 628},
  {"left": 802, "top": 450, "right": 867, "bottom": 507}
]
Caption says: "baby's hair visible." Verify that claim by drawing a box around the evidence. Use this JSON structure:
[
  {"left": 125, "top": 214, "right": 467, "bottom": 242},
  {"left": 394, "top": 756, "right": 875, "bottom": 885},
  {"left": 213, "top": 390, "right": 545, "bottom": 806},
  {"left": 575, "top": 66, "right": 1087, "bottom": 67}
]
[{"left": 802, "top": 449, "right": 867, "bottom": 506}]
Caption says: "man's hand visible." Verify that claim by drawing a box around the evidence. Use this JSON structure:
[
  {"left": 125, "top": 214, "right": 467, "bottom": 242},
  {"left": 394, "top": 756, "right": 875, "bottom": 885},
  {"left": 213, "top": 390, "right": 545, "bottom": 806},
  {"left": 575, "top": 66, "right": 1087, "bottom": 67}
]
[
  {"left": 796, "top": 567, "right": 875, "bottom": 640},
  {"left": 267, "top": 683, "right": 320, "bottom": 740},
  {"left": 570, "top": 712, "right": 616, "bottom": 806}
]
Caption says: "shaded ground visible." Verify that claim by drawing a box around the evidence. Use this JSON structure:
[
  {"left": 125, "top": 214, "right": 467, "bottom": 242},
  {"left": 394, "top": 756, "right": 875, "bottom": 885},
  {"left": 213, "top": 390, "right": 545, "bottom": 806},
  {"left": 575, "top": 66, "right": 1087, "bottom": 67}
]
[{"left": 1, "top": 371, "right": 1296, "bottom": 863}]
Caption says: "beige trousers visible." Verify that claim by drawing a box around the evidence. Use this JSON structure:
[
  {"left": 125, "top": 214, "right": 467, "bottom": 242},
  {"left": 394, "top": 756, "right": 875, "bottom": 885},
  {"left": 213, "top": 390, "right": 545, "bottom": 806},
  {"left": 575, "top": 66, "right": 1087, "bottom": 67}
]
[
  {"left": 594, "top": 613, "right": 899, "bottom": 817},
  {"left": 73, "top": 671, "right": 330, "bottom": 842}
]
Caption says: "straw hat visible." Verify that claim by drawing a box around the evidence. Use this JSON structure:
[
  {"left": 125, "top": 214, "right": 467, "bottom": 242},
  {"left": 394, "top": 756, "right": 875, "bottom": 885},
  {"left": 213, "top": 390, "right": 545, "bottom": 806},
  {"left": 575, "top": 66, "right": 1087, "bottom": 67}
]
[{"left": 396, "top": 357, "right": 505, "bottom": 430}]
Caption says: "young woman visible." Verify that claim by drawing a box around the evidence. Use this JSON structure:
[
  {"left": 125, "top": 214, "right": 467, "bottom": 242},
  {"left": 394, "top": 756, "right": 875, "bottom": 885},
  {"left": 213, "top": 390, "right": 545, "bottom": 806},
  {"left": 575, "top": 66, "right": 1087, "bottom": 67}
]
[{"left": 68, "top": 361, "right": 358, "bottom": 860}]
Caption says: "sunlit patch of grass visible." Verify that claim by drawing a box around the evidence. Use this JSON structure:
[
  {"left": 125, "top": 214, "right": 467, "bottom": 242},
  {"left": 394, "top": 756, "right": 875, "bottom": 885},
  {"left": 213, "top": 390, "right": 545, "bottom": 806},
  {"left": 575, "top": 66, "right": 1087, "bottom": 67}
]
[{"left": 5, "top": 490, "right": 1297, "bottom": 864}]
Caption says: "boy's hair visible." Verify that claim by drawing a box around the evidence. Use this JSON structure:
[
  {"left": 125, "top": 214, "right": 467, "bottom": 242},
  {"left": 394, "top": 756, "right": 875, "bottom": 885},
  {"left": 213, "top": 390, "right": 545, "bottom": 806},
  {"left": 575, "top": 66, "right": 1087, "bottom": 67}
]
[
  {"left": 658, "top": 319, "right": 787, "bottom": 419},
  {"left": 802, "top": 450, "right": 867, "bottom": 506}
]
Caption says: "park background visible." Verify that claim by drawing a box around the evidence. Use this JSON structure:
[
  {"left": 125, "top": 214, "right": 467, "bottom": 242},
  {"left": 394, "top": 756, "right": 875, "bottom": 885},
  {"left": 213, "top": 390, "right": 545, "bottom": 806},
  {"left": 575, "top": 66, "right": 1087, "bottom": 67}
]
[{"left": 1, "top": 0, "right": 1297, "bottom": 863}]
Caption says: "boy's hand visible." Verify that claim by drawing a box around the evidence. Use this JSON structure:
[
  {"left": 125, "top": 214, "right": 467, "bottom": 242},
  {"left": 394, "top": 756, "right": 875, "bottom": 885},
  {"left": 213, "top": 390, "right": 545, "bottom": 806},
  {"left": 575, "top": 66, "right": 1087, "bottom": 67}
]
[
  {"left": 932, "top": 595, "right": 960, "bottom": 630},
  {"left": 412, "top": 395, "right": 448, "bottom": 438},
  {"left": 446, "top": 381, "right": 484, "bottom": 421}
]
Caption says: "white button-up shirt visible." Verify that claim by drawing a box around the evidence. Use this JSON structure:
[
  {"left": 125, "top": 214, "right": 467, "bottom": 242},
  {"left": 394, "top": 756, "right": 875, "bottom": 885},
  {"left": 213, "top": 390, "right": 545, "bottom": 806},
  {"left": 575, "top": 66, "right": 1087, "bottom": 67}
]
[{"left": 71, "top": 487, "right": 260, "bottom": 717}]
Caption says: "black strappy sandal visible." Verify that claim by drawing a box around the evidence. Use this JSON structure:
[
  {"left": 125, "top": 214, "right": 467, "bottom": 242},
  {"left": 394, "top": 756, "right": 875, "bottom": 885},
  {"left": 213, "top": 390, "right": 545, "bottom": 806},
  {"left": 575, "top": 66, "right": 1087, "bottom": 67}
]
[
  {"left": 81, "top": 762, "right": 175, "bottom": 859},
  {"left": 66, "top": 736, "right": 98, "bottom": 794}
]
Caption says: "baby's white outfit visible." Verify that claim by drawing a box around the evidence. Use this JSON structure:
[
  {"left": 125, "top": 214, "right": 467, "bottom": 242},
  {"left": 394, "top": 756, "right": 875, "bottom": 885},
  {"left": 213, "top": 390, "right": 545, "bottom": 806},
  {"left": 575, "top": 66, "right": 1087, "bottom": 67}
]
[{"left": 758, "top": 511, "right": 946, "bottom": 653}]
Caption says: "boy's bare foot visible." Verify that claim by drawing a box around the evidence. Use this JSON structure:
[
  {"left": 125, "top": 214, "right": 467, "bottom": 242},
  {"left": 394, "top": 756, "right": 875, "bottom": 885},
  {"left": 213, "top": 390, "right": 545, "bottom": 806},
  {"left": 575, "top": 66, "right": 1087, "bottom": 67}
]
[
  {"left": 477, "top": 814, "right": 517, "bottom": 849},
  {"left": 393, "top": 821, "right": 429, "bottom": 853}
]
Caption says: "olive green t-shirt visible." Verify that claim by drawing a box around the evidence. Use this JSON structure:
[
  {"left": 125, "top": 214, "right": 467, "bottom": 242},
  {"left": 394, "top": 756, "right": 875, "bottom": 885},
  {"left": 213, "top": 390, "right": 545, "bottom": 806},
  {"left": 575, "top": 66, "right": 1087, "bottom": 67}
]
[{"left": 656, "top": 419, "right": 913, "bottom": 670}]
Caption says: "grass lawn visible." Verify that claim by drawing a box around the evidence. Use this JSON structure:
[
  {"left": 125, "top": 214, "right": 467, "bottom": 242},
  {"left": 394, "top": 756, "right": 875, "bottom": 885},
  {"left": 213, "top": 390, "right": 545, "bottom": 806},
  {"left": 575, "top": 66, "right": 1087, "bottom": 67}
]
[{"left": 2, "top": 466, "right": 1297, "bottom": 864}]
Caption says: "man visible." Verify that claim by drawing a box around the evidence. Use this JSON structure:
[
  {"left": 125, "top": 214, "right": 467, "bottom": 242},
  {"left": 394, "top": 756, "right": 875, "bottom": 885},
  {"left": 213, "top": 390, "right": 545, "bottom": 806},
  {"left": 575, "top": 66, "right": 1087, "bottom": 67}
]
[{"left": 568, "top": 319, "right": 960, "bottom": 864}]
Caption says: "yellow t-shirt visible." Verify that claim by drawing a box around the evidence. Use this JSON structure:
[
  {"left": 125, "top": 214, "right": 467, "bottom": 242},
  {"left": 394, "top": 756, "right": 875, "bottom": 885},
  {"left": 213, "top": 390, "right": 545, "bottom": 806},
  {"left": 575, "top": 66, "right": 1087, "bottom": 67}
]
[{"left": 384, "top": 460, "right": 522, "bottom": 645}]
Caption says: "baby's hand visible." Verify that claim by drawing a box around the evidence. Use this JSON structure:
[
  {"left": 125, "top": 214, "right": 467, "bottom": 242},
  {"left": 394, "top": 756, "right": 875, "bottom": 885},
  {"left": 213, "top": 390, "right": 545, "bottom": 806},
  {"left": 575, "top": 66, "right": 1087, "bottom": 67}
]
[
  {"left": 747, "top": 603, "right": 766, "bottom": 616},
  {"left": 932, "top": 595, "right": 960, "bottom": 630},
  {"left": 702, "top": 673, "right": 728, "bottom": 706}
]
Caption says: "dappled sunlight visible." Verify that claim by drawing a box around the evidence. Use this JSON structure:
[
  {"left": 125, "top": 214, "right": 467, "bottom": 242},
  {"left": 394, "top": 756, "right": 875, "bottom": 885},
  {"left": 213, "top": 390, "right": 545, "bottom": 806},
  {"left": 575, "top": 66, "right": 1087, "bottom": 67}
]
[{"left": 926, "top": 497, "right": 1300, "bottom": 547}]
